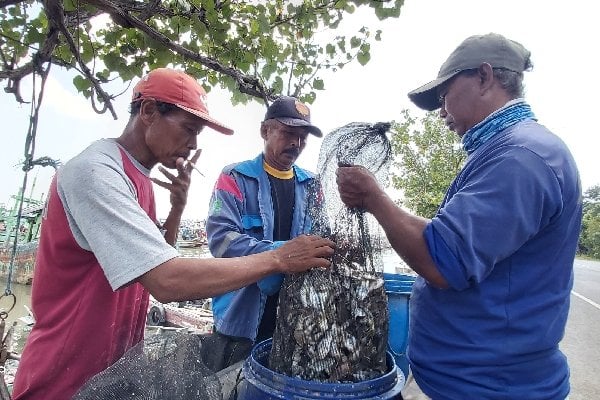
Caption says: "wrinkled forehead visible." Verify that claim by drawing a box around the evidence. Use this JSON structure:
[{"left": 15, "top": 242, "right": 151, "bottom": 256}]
[{"left": 279, "top": 125, "right": 310, "bottom": 138}]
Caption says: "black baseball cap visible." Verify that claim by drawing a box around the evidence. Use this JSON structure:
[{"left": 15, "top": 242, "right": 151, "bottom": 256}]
[
  {"left": 408, "top": 33, "right": 531, "bottom": 111},
  {"left": 263, "top": 96, "right": 323, "bottom": 137}
]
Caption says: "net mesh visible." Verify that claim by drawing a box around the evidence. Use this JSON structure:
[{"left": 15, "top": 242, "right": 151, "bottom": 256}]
[
  {"left": 73, "top": 121, "right": 393, "bottom": 396},
  {"left": 269, "top": 122, "right": 393, "bottom": 382},
  {"left": 73, "top": 331, "right": 222, "bottom": 400}
]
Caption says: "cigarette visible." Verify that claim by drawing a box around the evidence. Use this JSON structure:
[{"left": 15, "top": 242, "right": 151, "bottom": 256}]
[{"left": 187, "top": 161, "right": 205, "bottom": 177}]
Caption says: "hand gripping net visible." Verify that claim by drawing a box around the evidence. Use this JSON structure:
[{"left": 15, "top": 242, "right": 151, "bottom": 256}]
[{"left": 269, "top": 122, "right": 393, "bottom": 382}]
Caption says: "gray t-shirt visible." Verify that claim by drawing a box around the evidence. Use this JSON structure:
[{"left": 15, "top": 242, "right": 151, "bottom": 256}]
[{"left": 56, "top": 138, "right": 179, "bottom": 290}]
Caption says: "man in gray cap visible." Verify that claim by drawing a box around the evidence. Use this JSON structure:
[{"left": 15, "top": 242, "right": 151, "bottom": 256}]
[
  {"left": 337, "top": 33, "right": 581, "bottom": 399},
  {"left": 204, "top": 96, "right": 324, "bottom": 371}
]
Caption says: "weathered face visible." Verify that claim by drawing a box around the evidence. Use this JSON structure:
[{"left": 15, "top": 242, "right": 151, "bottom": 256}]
[
  {"left": 144, "top": 105, "right": 204, "bottom": 169},
  {"left": 437, "top": 70, "right": 482, "bottom": 137},
  {"left": 261, "top": 119, "right": 309, "bottom": 170}
]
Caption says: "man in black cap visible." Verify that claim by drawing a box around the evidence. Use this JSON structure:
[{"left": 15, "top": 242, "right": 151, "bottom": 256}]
[
  {"left": 337, "top": 33, "right": 581, "bottom": 399},
  {"left": 204, "top": 96, "right": 323, "bottom": 371}
]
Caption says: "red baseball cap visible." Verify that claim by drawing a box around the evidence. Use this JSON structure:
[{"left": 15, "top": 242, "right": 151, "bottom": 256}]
[{"left": 131, "top": 68, "right": 234, "bottom": 135}]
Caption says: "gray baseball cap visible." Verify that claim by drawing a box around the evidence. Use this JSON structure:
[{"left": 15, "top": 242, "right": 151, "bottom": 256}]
[{"left": 408, "top": 33, "right": 531, "bottom": 111}]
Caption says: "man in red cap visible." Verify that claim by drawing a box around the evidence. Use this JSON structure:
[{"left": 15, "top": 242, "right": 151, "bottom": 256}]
[{"left": 12, "top": 69, "right": 334, "bottom": 400}]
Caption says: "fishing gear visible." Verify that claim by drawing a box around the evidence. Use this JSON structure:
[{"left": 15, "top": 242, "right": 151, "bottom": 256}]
[{"left": 270, "top": 122, "right": 393, "bottom": 382}]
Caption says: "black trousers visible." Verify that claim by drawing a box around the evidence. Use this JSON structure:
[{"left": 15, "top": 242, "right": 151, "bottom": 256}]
[{"left": 200, "top": 331, "right": 253, "bottom": 373}]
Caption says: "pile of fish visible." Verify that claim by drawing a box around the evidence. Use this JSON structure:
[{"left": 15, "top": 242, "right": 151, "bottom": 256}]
[{"left": 269, "top": 122, "right": 392, "bottom": 382}]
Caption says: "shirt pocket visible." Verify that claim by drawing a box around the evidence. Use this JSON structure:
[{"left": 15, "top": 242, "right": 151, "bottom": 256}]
[{"left": 242, "top": 214, "right": 263, "bottom": 239}]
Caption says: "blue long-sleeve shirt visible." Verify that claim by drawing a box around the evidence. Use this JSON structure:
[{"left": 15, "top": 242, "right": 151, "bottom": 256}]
[{"left": 411, "top": 120, "right": 582, "bottom": 400}]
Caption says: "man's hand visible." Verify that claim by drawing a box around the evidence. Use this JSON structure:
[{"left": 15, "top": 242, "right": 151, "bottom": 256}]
[
  {"left": 274, "top": 235, "right": 335, "bottom": 273},
  {"left": 152, "top": 150, "right": 202, "bottom": 211},
  {"left": 336, "top": 165, "right": 383, "bottom": 212}
]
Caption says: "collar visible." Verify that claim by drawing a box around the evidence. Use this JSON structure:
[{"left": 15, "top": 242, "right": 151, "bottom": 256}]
[{"left": 263, "top": 161, "right": 294, "bottom": 179}]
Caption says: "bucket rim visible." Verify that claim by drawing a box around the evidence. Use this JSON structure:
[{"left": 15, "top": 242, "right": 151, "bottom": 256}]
[{"left": 243, "top": 339, "right": 404, "bottom": 398}]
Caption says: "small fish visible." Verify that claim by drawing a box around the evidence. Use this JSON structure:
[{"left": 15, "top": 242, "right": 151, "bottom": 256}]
[{"left": 270, "top": 122, "right": 392, "bottom": 382}]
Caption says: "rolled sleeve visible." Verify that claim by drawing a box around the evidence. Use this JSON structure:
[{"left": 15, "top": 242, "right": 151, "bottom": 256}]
[{"left": 424, "top": 223, "right": 468, "bottom": 290}]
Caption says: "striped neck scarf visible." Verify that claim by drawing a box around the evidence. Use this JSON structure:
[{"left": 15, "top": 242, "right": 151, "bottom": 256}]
[{"left": 462, "top": 99, "right": 536, "bottom": 154}]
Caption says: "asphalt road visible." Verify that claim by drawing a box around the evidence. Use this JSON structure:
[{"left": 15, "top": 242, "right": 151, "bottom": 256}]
[{"left": 561, "top": 259, "right": 600, "bottom": 399}]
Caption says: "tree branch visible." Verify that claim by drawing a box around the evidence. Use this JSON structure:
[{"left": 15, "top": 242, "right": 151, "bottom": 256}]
[
  {"left": 0, "top": 4, "right": 100, "bottom": 102},
  {"left": 86, "top": 0, "right": 275, "bottom": 100},
  {"left": 293, "top": 62, "right": 321, "bottom": 98},
  {"left": 0, "top": 29, "right": 61, "bottom": 103},
  {"left": 1, "top": 0, "right": 399, "bottom": 111},
  {"left": 44, "top": 0, "right": 117, "bottom": 118},
  {"left": 270, "top": 0, "right": 337, "bottom": 29},
  {"left": 0, "top": 0, "right": 27, "bottom": 7}
]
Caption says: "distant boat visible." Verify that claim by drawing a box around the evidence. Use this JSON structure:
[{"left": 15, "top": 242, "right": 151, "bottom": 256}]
[
  {"left": 0, "top": 193, "right": 44, "bottom": 285},
  {"left": 176, "top": 237, "right": 206, "bottom": 248},
  {"left": 146, "top": 297, "right": 213, "bottom": 333}
]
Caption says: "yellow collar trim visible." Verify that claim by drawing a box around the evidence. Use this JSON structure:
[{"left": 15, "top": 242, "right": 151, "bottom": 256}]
[{"left": 263, "top": 161, "right": 294, "bottom": 179}]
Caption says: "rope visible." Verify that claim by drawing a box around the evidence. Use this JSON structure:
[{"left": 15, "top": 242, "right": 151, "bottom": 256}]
[{"left": 5, "top": 60, "right": 51, "bottom": 296}]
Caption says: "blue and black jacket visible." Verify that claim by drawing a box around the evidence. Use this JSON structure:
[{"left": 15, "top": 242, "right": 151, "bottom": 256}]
[{"left": 206, "top": 153, "right": 315, "bottom": 340}]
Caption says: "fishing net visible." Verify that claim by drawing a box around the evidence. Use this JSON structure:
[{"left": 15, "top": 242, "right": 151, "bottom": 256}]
[
  {"left": 73, "top": 331, "right": 223, "bottom": 400},
  {"left": 269, "top": 122, "right": 393, "bottom": 382}
]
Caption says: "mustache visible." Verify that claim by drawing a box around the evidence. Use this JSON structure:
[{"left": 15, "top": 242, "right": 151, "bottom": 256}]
[{"left": 283, "top": 148, "right": 300, "bottom": 156}]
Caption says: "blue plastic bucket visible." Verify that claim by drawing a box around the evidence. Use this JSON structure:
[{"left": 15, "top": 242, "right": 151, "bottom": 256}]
[
  {"left": 384, "top": 273, "right": 415, "bottom": 379},
  {"left": 237, "top": 339, "right": 404, "bottom": 399}
]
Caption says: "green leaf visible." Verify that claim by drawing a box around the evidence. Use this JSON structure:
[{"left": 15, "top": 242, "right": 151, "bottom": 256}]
[
  {"left": 303, "top": 91, "right": 316, "bottom": 104},
  {"left": 207, "top": 73, "right": 219, "bottom": 86},
  {"left": 334, "top": 1, "right": 347, "bottom": 10},
  {"left": 8, "top": 6, "right": 21, "bottom": 17},
  {"left": 262, "top": 62, "right": 277, "bottom": 79},
  {"left": 325, "top": 43, "right": 336, "bottom": 57},
  {"left": 313, "top": 78, "right": 324, "bottom": 90},
  {"left": 73, "top": 75, "right": 91, "bottom": 92},
  {"left": 357, "top": 50, "right": 370, "bottom": 66},
  {"left": 63, "top": 0, "right": 77, "bottom": 12},
  {"left": 25, "top": 26, "right": 45, "bottom": 43},
  {"left": 102, "top": 53, "right": 121, "bottom": 70},
  {"left": 272, "top": 76, "right": 284, "bottom": 93},
  {"left": 95, "top": 70, "right": 110, "bottom": 82}
]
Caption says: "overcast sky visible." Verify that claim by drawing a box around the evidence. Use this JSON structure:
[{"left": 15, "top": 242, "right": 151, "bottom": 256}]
[{"left": 1, "top": 0, "right": 599, "bottom": 220}]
